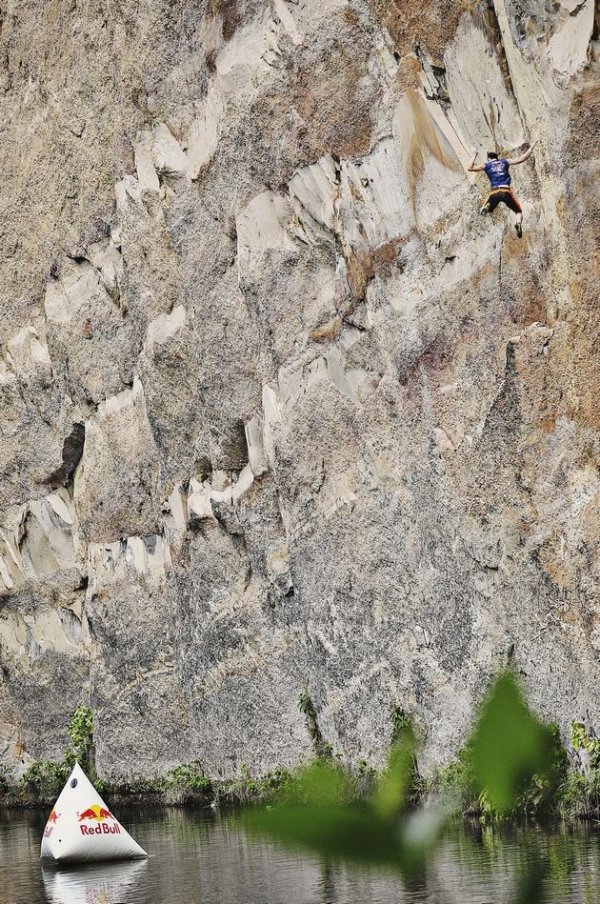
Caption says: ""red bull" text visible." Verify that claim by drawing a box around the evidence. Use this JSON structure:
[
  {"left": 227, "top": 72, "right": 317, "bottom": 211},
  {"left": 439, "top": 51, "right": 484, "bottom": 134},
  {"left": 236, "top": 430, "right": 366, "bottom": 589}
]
[
  {"left": 77, "top": 803, "right": 120, "bottom": 836},
  {"left": 80, "top": 823, "right": 121, "bottom": 836}
]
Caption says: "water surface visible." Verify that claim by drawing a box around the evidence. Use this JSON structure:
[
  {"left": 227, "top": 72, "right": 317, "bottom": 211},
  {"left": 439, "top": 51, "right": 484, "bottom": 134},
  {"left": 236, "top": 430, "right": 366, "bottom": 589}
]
[{"left": 1, "top": 808, "right": 599, "bottom": 903}]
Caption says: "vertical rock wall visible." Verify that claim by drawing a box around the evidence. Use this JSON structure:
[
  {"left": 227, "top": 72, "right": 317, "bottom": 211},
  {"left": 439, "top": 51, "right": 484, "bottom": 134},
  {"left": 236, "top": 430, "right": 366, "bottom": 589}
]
[{"left": 0, "top": 0, "right": 598, "bottom": 778}]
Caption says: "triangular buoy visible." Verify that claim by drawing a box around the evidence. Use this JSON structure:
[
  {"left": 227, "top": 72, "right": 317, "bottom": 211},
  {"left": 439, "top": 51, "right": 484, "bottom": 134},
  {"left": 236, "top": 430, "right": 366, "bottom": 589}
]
[{"left": 40, "top": 763, "right": 147, "bottom": 863}]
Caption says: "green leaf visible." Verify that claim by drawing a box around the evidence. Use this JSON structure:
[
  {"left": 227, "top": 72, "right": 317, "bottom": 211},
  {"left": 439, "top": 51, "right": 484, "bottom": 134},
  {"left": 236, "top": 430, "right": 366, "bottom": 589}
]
[
  {"left": 372, "top": 722, "right": 417, "bottom": 823},
  {"left": 278, "top": 761, "right": 354, "bottom": 808},
  {"left": 470, "top": 673, "right": 555, "bottom": 814},
  {"left": 240, "top": 800, "right": 444, "bottom": 878},
  {"left": 242, "top": 804, "right": 396, "bottom": 865},
  {"left": 237, "top": 735, "right": 444, "bottom": 879}
]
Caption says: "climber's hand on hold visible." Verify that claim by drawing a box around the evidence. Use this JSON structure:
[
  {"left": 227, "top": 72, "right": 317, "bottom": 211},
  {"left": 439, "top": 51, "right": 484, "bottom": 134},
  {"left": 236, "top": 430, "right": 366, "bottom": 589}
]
[{"left": 507, "top": 140, "right": 537, "bottom": 166}]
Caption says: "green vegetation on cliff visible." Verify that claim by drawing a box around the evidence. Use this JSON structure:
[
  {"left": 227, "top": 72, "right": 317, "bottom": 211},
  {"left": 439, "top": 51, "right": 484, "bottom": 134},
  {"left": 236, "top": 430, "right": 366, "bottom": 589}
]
[{"left": 3, "top": 674, "right": 600, "bottom": 830}]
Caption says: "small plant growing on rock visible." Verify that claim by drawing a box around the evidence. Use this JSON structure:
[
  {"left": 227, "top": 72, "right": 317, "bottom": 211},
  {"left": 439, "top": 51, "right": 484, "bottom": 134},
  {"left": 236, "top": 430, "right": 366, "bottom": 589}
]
[
  {"left": 20, "top": 760, "right": 66, "bottom": 797},
  {"left": 390, "top": 705, "right": 412, "bottom": 746},
  {"left": 298, "top": 689, "right": 332, "bottom": 759},
  {"left": 16, "top": 705, "right": 97, "bottom": 801},
  {"left": 570, "top": 720, "right": 600, "bottom": 771},
  {"left": 0, "top": 763, "right": 10, "bottom": 796},
  {"left": 166, "top": 761, "right": 212, "bottom": 793},
  {"left": 64, "top": 704, "right": 95, "bottom": 775}
]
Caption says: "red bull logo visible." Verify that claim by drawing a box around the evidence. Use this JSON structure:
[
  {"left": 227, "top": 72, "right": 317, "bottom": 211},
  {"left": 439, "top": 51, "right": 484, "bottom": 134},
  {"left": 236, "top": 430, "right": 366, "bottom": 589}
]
[
  {"left": 43, "top": 809, "right": 60, "bottom": 838},
  {"left": 77, "top": 804, "right": 113, "bottom": 822},
  {"left": 78, "top": 803, "right": 121, "bottom": 836}
]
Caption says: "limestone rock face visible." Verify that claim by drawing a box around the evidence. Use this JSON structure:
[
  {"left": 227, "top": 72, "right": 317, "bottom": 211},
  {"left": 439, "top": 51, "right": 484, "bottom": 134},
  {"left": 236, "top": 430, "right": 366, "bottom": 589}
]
[{"left": 0, "top": 0, "right": 598, "bottom": 779}]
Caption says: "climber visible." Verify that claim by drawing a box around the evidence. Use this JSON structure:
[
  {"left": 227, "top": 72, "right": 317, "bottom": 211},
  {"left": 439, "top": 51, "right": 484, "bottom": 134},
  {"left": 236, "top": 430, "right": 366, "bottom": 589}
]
[{"left": 467, "top": 142, "right": 537, "bottom": 238}]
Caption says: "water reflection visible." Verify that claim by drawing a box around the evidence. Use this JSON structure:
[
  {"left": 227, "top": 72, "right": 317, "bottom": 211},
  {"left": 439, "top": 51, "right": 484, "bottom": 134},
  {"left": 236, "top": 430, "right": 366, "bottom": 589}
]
[
  {"left": 42, "top": 861, "right": 148, "bottom": 904},
  {"left": 1, "top": 808, "right": 600, "bottom": 903}
]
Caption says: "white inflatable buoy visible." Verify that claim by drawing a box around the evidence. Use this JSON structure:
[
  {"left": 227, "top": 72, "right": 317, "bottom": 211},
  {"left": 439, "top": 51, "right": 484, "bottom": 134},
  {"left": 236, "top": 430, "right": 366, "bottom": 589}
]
[{"left": 40, "top": 763, "right": 147, "bottom": 863}]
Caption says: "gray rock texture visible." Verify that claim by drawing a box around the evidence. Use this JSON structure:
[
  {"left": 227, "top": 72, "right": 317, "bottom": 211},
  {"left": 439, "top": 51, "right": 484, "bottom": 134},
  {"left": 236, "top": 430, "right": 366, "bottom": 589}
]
[{"left": 0, "top": 0, "right": 598, "bottom": 780}]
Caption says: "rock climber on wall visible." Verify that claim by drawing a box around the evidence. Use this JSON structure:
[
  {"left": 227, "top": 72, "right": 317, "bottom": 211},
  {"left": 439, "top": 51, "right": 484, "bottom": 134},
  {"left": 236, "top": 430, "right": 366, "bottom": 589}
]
[{"left": 467, "top": 142, "right": 537, "bottom": 238}]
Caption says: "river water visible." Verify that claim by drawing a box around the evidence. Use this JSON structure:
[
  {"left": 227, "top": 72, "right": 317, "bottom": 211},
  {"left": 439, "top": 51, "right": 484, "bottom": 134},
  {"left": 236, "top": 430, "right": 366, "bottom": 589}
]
[{"left": 1, "top": 808, "right": 599, "bottom": 904}]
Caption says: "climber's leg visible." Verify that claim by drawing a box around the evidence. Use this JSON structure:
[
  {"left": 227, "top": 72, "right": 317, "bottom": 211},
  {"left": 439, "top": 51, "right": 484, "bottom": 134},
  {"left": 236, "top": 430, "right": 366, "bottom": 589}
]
[
  {"left": 480, "top": 192, "right": 501, "bottom": 215},
  {"left": 503, "top": 189, "right": 523, "bottom": 237},
  {"left": 515, "top": 215, "right": 523, "bottom": 238},
  {"left": 480, "top": 190, "right": 523, "bottom": 237}
]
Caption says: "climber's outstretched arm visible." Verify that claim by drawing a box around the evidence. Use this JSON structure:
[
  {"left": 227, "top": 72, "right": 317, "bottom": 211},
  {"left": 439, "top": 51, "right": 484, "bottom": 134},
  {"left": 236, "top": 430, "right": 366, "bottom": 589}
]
[
  {"left": 467, "top": 151, "right": 485, "bottom": 172},
  {"left": 506, "top": 140, "right": 538, "bottom": 166}
]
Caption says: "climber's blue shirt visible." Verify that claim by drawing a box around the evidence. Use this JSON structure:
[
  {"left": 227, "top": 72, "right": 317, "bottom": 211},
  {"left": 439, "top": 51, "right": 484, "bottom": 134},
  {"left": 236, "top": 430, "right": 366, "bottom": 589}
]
[{"left": 484, "top": 158, "right": 511, "bottom": 188}]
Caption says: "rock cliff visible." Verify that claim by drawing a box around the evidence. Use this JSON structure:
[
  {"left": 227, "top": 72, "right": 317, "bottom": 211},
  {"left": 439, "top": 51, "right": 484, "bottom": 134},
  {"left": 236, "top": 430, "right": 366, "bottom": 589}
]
[{"left": 0, "top": 0, "right": 598, "bottom": 779}]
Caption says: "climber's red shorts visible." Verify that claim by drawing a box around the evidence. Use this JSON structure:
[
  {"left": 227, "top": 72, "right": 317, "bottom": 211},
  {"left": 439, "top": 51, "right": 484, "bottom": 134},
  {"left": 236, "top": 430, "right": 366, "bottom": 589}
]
[{"left": 485, "top": 187, "right": 522, "bottom": 214}]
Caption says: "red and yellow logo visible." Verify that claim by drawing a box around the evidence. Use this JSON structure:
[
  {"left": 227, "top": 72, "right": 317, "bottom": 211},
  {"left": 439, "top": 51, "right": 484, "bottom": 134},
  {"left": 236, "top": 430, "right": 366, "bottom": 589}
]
[
  {"left": 43, "top": 809, "right": 60, "bottom": 838},
  {"left": 77, "top": 804, "right": 113, "bottom": 822},
  {"left": 77, "top": 803, "right": 121, "bottom": 836}
]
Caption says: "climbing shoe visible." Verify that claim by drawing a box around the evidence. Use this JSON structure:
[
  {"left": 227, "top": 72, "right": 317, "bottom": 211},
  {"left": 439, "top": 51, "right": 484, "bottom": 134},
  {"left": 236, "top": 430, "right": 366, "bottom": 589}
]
[
  {"left": 480, "top": 203, "right": 491, "bottom": 215},
  {"left": 515, "top": 222, "right": 523, "bottom": 238}
]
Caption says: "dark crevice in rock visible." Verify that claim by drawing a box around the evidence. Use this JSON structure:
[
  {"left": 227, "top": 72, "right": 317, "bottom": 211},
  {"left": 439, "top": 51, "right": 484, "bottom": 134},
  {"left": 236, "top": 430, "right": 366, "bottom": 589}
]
[
  {"left": 187, "top": 515, "right": 214, "bottom": 535},
  {"left": 216, "top": 420, "right": 249, "bottom": 472},
  {"left": 142, "top": 534, "right": 157, "bottom": 554},
  {"left": 86, "top": 614, "right": 97, "bottom": 642},
  {"left": 331, "top": 153, "right": 342, "bottom": 184},
  {"left": 570, "top": 0, "right": 589, "bottom": 16},
  {"left": 66, "top": 251, "right": 90, "bottom": 265},
  {"left": 208, "top": 0, "right": 243, "bottom": 43},
  {"left": 17, "top": 512, "right": 31, "bottom": 554},
  {"left": 298, "top": 690, "right": 329, "bottom": 758},
  {"left": 212, "top": 499, "right": 245, "bottom": 535},
  {"left": 46, "top": 423, "right": 86, "bottom": 488}
]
